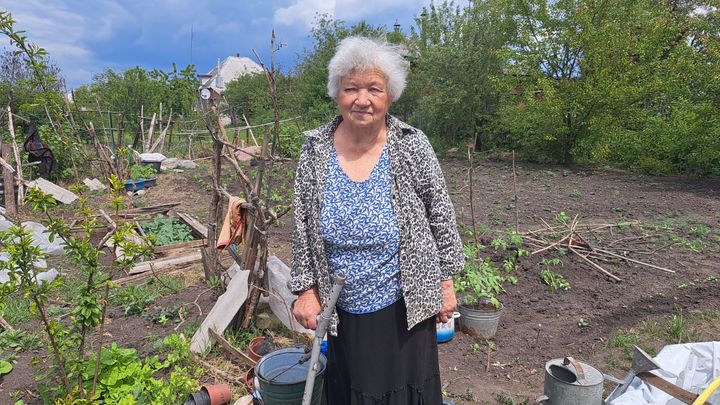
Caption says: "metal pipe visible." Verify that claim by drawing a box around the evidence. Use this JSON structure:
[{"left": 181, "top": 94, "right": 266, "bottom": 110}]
[{"left": 301, "top": 274, "right": 345, "bottom": 405}]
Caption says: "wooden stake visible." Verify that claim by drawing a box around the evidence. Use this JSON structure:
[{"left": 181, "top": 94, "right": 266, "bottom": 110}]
[
  {"left": 144, "top": 113, "right": 156, "bottom": 152},
  {"left": 6, "top": 106, "right": 24, "bottom": 204},
  {"left": 2, "top": 145, "right": 17, "bottom": 217},
  {"left": 208, "top": 328, "right": 256, "bottom": 367},
  {"left": 0, "top": 315, "right": 13, "bottom": 331},
  {"left": 593, "top": 248, "right": 675, "bottom": 274},
  {"left": 512, "top": 150, "right": 519, "bottom": 234},
  {"left": 569, "top": 247, "right": 622, "bottom": 282}
]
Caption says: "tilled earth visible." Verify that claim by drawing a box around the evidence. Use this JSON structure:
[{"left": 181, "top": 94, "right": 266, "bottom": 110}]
[{"left": 2, "top": 155, "right": 719, "bottom": 404}]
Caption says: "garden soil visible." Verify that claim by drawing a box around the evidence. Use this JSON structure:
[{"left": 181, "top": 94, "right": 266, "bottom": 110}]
[{"left": 2, "top": 155, "right": 719, "bottom": 404}]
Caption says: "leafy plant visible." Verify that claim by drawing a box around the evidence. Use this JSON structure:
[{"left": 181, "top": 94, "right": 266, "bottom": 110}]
[
  {"left": 540, "top": 269, "right": 570, "bottom": 292},
  {"left": 1, "top": 176, "right": 154, "bottom": 402},
  {"left": 140, "top": 215, "right": 195, "bottom": 246},
  {"left": 143, "top": 304, "right": 185, "bottom": 325},
  {"left": 538, "top": 258, "right": 570, "bottom": 291},
  {"left": 114, "top": 285, "right": 157, "bottom": 316},
  {"left": 80, "top": 334, "right": 199, "bottom": 404},
  {"left": 0, "top": 359, "right": 12, "bottom": 376},
  {"left": 129, "top": 165, "right": 156, "bottom": 180}
]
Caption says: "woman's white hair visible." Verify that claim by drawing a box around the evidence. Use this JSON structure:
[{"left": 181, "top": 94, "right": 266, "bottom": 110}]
[{"left": 327, "top": 36, "right": 409, "bottom": 102}]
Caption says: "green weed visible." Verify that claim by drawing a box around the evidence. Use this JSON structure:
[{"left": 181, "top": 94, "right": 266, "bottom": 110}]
[
  {"left": 670, "top": 306, "right": 685, "bottom": 343},
  {"left": 2, "top": 295, "right": 32, "bottom": 324},
  {"left": 495, "top": 393, "right": 530, "bottom": 405}
]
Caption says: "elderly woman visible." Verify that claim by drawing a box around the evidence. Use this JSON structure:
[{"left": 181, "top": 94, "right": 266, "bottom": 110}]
[{"left": 291, "top": 36, "right": 464, "bottom": 404}]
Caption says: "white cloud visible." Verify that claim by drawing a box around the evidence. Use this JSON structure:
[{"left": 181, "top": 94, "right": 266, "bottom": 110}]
[
  {"left": 274, "top": 0, "right": 336, "bottom": 28},
  {"left": 1, "top": 0, "right": 135, "bottom": 87},
  {"left": 273, "top": 0, "right": 433, "bottom": 28}
]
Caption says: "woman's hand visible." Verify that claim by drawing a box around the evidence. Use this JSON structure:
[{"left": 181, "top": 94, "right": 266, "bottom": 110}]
[
  {"left": 437, "top": 279, "right": 457, "bottom": 323},
  {"left": 293, "top": 286, "right": 322, "bottom": 330}
]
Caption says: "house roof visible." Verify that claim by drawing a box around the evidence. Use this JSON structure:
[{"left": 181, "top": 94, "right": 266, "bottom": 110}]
[{"left": 199, "top": 55, "right": 263, "bottom": 92}]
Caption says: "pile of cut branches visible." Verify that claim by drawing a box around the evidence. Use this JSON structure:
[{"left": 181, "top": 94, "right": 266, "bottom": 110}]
[{"left": 522, "top": 213, "right": 675, "bottom": 282}]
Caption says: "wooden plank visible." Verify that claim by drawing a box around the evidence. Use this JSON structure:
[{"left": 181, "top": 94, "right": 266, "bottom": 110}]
[
  {"left": 115, "top": 262, "right": 197, "bottom": 286},
  {"left": 118, "top": 202, "right": 180, "bottom": 215},
  {"left": 26, "top": 178, "right": 79, "bottom": 204},
  {"left": 2, "top": 145, "right": 16, "bottom": 216},
  {"left": 190, "top": 269, "right": 250, "bottom": 354},
  {"left": 208, "top": 328, "right": 256, "bottom": 367},
  {"left": 153, "top": 238, "right": 206, "bottom": 253},
  {"left": 176, "top": 212, "right": 208, "bottom": 239},
  {"left": 129, "top": 250, "right": 202, "bottom": 275},
  {"left": 7, "top": 107, "right": 24, "bottom": 203},
  {"left": 154, "top": 241, "right": 207, "bottom": 259}
]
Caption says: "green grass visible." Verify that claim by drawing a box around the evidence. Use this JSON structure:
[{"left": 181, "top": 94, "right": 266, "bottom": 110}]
[
  {"left": 2, "top": 295, "right": 33, "bottom": 324},
  {"left": 495, "top": 393, "right": 529, "bottom": 405},
  {"left": 606, "top": 308, "right": 719, "bottom": 368}
]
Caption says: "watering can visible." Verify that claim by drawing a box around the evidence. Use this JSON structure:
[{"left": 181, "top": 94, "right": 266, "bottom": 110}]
[{"left": 535, "top": 357, "right": 604, "bottom": 405}]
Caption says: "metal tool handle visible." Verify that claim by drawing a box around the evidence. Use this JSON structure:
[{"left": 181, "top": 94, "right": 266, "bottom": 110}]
[
  {"left": 563, "top": 356, "right": 586, "bottom": 385},
  {"left": 301, "top": 274, "right": 345, "bottom": 405}
]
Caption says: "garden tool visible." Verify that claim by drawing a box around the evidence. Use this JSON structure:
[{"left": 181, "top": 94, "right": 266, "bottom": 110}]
[
  {"left": 605, "top": 345, "right": 713, "bottom": 404},
  {"left": 302, "top": 273, "right": 345, "bottom": 405},
  {"left": 605, "top": 345, "right": 661, "bottom": 403}
]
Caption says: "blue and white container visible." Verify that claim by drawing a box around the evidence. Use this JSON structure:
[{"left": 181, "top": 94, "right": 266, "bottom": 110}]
[{"left": 436, "top": 312, "right": 461, "bottom": 343}]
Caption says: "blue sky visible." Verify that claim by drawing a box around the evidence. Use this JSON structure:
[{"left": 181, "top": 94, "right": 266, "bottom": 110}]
[{"left": 1, "top": 0, "right": 467, "bottom": 89}]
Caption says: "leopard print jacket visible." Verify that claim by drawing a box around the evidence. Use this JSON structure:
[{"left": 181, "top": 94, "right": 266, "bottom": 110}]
[{"left": 290, "top": 114, "right": 464, "bottom": 334}]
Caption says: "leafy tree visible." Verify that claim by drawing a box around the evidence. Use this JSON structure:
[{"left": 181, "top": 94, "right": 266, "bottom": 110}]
[
  {"left": 406, "top": 1, "right": 509, "bottom": 147},
  {"left": 495, "top": 0, "right": 720, "bottom": 172}
]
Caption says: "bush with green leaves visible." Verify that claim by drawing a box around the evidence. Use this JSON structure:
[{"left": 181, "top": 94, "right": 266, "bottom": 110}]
[
  {"left": 0, "top": 175, "right": 160, "bottom": 403},
  {"left": 69, "top": 334, "right": 199, "bottom": 405},
  {"left": 455, "top": 232, "right": 527, "bottom": 308}
]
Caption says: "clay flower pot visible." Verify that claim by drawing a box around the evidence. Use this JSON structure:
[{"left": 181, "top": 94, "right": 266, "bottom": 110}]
[
  {"left": 202, "top": 383, "right": 232, "bottom": 405},
  {"left": 244, "top": 366, "right": 255, "bottom": 391},
  {"left": 247, "top": 336, "right": 265, "bottom": 362}
]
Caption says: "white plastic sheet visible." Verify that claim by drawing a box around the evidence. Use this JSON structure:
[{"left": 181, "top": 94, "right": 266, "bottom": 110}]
[
  {"left": 609, "top": 342, "right": 720, "bottom": 405},
  {"left": 138, "top": 152, "right": 166, "bottom": 162},
  {"left": 21, "top": 221, "right": 65, "bottom": 255},
  {"left": 263, "top": 255, "right": 312, "bottom": 335}
]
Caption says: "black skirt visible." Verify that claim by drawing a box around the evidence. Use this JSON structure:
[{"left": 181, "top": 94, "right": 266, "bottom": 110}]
[{"left": 324, "top": 299, "right": 442, "bottom": 405}]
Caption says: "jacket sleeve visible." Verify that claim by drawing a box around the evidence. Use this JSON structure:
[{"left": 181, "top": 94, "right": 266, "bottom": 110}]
[
  {"left": 290, "top": 140, "right": 317, "bottom": 294},
  {"left": 413, "top": 132, "right": 465, "bottom": 280}
]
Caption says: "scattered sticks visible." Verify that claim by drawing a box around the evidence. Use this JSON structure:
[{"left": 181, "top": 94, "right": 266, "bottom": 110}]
[{"left": 522, "top": 215, "right": 676, "bottom": 282}]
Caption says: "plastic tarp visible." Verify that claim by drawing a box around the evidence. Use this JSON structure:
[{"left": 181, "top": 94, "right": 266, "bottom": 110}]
[
  {"left": 21, "top": 221, "right": 65, "bottom": 255},
  {"left": 138, "top": 152, "right": 166, "bottom": 162},
  {"left": 609, "top": 342, "right": 720, "bottom": 405},
  {"left": 263, "top": 255, "right": 312, "bottom": 335}
]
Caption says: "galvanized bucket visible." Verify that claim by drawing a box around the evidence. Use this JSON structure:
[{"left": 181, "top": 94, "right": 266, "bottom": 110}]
[
  {"left": 256, "top": 347, "right": 327, "bottom": 405},
  {"left": 535, "top": 357, "right": 603, "bottom": 405},
  {"left": 458, "top": 301, "right": 503, "bottom": 339}
]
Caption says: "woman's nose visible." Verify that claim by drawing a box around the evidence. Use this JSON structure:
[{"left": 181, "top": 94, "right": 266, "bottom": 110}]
[{"left": 355, "top": 90, "right": 371, "bottom": 106}]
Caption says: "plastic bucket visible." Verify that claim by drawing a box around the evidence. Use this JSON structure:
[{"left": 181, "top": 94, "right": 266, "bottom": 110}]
[
  {"left": 458, "top": 300, "right": 503, "bottom": 339},
  {"left": 256, "top": 347, "right": 326, "bottom": 405},
  {"left": 436, "top": 312, "right": 461, "bottom": 343},
  {"left": 124, "top": 178, "right": 146, "bottom": 192}
]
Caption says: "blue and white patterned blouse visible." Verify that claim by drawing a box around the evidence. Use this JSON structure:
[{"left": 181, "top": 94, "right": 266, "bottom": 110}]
[{"left": 320, "top": 146, "right": 402, "bottom": 314}]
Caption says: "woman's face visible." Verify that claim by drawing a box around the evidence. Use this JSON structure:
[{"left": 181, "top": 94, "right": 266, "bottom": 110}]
[{"left": 336, "top": 68, "right": 391, "bottom": 130}]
